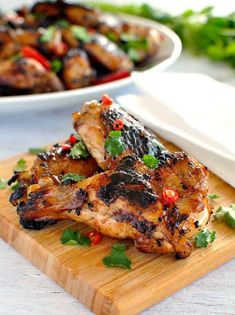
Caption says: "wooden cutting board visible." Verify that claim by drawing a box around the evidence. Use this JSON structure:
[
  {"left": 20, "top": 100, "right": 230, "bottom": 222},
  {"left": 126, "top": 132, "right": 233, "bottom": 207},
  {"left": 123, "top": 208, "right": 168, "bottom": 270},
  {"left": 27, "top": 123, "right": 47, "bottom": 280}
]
[{"left": 0, "top": 140, "right": 234, "bottom": 315}]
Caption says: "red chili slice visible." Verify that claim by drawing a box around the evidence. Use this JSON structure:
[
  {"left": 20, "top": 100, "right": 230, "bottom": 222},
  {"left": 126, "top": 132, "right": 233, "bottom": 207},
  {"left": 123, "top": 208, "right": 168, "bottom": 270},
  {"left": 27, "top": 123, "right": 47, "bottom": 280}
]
[
  {"left": 69, "top": 135, "right": 77, "bottom": 145},
  {"left": 113, "top": 119, "right": 124, "bottom": 131},
  {"left": 162, "top": 187, "right": 179, "bottom": 204},
  {"left": 94, "top": 71, "right": 130, "bottom": 85},
  {"left": 22, "top": 46, "right": 51, "bottom": 71},
  {"left": 101, "top": 94, "right": 113, "bottom": 106},
  {"left": 87, "top": 230, "right": 102, "bottom": 245},
  {"left": 61, "top": 143, "right": 71, "bottom": 151}
]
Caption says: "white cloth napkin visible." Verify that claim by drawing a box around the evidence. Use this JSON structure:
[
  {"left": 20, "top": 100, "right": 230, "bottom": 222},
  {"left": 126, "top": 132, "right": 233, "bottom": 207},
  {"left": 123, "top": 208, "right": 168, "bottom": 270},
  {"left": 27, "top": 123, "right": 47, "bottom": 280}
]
[{"left": 117, "top": 72, "right": 235, "bottom": 187}]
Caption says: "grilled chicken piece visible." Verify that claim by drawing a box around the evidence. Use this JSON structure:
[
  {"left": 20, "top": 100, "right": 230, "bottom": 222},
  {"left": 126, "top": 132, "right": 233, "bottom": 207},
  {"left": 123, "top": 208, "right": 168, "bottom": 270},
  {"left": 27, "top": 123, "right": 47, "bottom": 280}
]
[
  {"left": 62, "top": 49, "right": 96, "bottom": 89},
  {"left": 15, "top": 29, "right": 40, "bottom": 48},
  {"left": 98, "top": 15, "right": 161, "bottom": 63},
  {"left": 39, "top": 27, "right": 68, "bottom": 57},
  {"left": 73, "top": 99, "right": 165, "bottom": 170},
  {"left": 64, "top": 3, "right": 101, "bottom": 28},
  {"left": 31, "top": 0, "right": 64, "bottom": 18},
  {"left": 9, "top": 138, "right": 99, "bottom": 207},
  {"left": 0, "top": 58, "right": 64, "bottom": 95},
  {"left": 0, "top": 25, "right": 19, "bottom": 59},
  {"left": 83, "top": 34, "right": 133, "bottom": 72},
  {"left": 16, "top": 153, "right": 211, "bottom": 258}
]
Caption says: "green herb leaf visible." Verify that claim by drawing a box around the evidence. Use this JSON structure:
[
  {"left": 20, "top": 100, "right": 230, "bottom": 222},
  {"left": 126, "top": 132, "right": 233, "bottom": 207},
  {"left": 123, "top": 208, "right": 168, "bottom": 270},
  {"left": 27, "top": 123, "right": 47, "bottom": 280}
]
[
  {"left": 40, "top": 26, "right": 56, "bottom": 43},
  {"left": 72, "top": 26, "right": 92, "bottom": 43},
  {"left": 142, "top": 154, "right": 159, "bottom": 169},
  {"left": 103, "top": 243, "right": 131, "bottom": 269},
  {"left": 11, "top": 182, "right": 20, "bottom": 191},
  {"left": 69, "top": 139, "right": 89, "bottom": 159},
  {"left": 106, "top": 31, "right": 118, "bottom": 42},
  {"left": 215, "top": 204, "right": 235, "bottom": 229},
  {"left": 0, "top": 178, "right": 8, "bottom": 189},
  {"left": 105, "top": 131, "right": 125, "bottom": 157},
  {"left": 61, "top": 173, "right": 86, "bottom": 184},
  {"left": 56, "top": 19, "right": 69, "bottom": 28},
  {"left": 14, "top": 159, "right": 27, "bottom": 172},
  {"left": 51, "top": 58, "right": 63, "bottom": 73},
  {"left": 208, "top": 194, "right": 220, "bottom": 200},
  {"left": 60, "top": 228, "right": 91, "bottom": 246},
  {"left": 121, "top": 33, "right": 148, "bottom": 50},
  {"left": 28, "top": 147, "right": 47, "bottom": 155},
  {"left": 127, "top": 48, "right": 141, "bottom": 62},
  {"left": 195, "top": 229, "right": 216, "bottom": 248}
]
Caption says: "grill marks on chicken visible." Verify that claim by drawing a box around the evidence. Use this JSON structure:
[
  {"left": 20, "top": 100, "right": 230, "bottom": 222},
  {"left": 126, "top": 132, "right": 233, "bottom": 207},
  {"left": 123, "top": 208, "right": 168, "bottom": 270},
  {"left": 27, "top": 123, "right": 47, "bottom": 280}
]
[
  {"left": 73, "top": 100, "right": 166, "bottom": 169},
  {"left": 16, "top": 151, "right": 211, "bottom": 258}
]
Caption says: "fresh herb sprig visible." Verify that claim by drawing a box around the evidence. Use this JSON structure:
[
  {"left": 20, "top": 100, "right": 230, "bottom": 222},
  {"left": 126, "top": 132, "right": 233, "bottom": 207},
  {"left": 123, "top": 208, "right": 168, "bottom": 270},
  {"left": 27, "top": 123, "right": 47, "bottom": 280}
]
[
  {"left": 60, "top": 227, "right": 91, "bottom": 246},
  {"left": 105, "top": 131, "right": 125, "bottom": 157},
  {"left": 69, "top": 138, "right": 89, "bottom": 159},
  {"left": 103, "top": 243, "right": 131, "bottom": 269},
  {"left": 208, "top": 194, "right": 220, "bottom": 200},
  {"left": 215, "top": 204, "right": 235, "bottom": 228},
  {"left": 28, "top": 147, "right": 47, "bottom": 155},
  {"left": 61, "top": 173, "right": 86, "bottom": 184},
  {"left": 14, "top": 159, "right": 27, "bottom": 172},
  {"left": 194, "top": 229, "right": 216, "bottom": 248},
  {"left": 142, "top": 154, "right": 159, "bottom": 169},
  {"left": 72, "top": 26, "right": 93, "bottom": 43}
]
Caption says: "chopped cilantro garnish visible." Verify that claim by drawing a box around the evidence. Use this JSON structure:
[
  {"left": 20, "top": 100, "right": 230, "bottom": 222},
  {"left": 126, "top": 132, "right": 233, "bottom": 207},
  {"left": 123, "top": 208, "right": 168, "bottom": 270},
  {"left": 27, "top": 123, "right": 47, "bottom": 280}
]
[
  {"left": 120, "top": 33, "right": 148, "bottom": 61},
  {"left": 61, "top": 173, "right": 86, "bottom": 184},
  {"left": 127, "top": 48, "right": 141, "bottom": 62},
  {"left": 69, "top": 139, "right": 89, "bottom": 159},
  {"left": 14, "top": 159, "right": 27, "bottom": 172},
  {"left": 72, "top": 26, "right": 92, "bottom": 43},
  {"left": 51, "top": 58, "right": 62, "bottom": 73},
  {"left": 106, "top": 31, "right": 118, "bottom": 42},
  {"left": 215, "top": 204, "right": 235, "bottom": 229},
  {"left": 208, "top": 194, "right": 220, "bottom": 200},
  {"left": 195, "top": 229, "right": 216, "bottom": 248},
  {"left": 56, "top": 19, "right": 69, "bottom": 28},
  {"left": 60, "top": 227, "right": 91, "bottom": 246},
  {"left": 0, "top": 178, "right": 8, "bottom": 190},
  {"left": 28, "top": 147, "right": 47, "bottom": 155},
  {"left": 103, "top": 243, "right": 131, "bottom": 269},
  {"left": 142, "top": 154, "right": 159, "bottom": 169},
  {"left": 40, "top": 26, "right": 56, "bottom": 43},
  {"left": 11, "top": 182, "right": 20, "bottom": 191},
  {"left": 105, "top": 131, "right": 125, "bottom": 157}
]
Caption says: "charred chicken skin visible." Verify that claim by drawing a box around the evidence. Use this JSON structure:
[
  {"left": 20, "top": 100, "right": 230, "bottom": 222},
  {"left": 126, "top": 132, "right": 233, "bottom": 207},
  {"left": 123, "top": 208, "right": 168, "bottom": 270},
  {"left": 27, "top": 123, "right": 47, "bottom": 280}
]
[{"left": 11, "top": 98, "right": 212, "bottom": 258}]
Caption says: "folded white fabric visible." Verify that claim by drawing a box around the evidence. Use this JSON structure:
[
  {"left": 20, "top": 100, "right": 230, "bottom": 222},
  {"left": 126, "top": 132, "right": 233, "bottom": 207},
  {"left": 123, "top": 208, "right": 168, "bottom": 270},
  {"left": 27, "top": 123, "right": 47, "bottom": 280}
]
[{"left": 117, "top": 72, "right": 235, "bottom": 187}]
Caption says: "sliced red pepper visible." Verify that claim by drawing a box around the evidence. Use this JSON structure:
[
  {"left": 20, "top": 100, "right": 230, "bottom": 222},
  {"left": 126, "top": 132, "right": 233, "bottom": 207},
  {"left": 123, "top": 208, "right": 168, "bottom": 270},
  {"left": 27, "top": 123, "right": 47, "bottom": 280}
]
[
  {"left": 87, "top": 230, "right": 102, "bottom": 245},
  {"left": 162, "top": 187, "right": 179, "bottom": 204},
  {"left": 22, "top": 46, "right": 51, "bottom": 71},
  {"left": 61, "top": 143, "right": 71, "bottom": 151},
  {"left": 94, "top": 71, "right": 131, "bottom": 86},
  {"left": 101, "top": 94, "right": 113, "bottom": 106},
  {"left": 69, "top": 135, "right": 77, "bottom": 145},
  {"left": 113, "top": 119, "right": 124, "bottom": 131}
]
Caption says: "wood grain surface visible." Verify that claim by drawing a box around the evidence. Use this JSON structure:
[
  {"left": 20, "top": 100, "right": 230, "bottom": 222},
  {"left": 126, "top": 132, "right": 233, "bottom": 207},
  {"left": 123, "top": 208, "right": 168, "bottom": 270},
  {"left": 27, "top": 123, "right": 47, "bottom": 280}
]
[{"left": 0, "top": 141, "right": 234, "bottom": 315}]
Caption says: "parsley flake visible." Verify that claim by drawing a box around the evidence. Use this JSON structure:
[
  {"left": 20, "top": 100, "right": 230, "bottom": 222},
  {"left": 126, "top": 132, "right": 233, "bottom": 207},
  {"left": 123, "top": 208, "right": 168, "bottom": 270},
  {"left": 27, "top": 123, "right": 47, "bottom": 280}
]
[
  {"left": 0, "top": 178, "right": 8, "bottom": 190},
  {"left": 208, "top": 194, "right": 220, "bottom": 200},
  {"left": 69, "top": 139, "right": 89, "bottom": 159},
  {"left": 195, "top": 229, "right": 216, "bottom": 248},
  {"left": 60, "top": 228, "right": 91, "bottom": 246},
  {"left": 105, "top": 131, "right": 125, "bottom": 157},
  {"left": 215, "top": 204, "right": 235, "bottom": 229},
  {"left": 72, "top": 26, "right": 92, "bottom": 43},
  {"left": 11, "top": 182, "right": 20, "bottom": 191},
  {"left": 61, "top": 173, "right": 86, "bottom": 184},
  {"left": 51, "top": 58, "right": 62, "bottom": 73},
  {"left": 142, "top": 154, "right": 159, "bottom": 169},
  {"left": 40, "top": 26, "right": 56, "bottom": 43},
  {"left": 56, "top": 19, "right": 69, "bottom": 28},
  {"left": 14, "top": 159, "right": 27, "bottom": 172},
  {"left": 103, "top": 243, "right": 131, "bottom": 269},
  {"left": 28, "top": 147, "right": 47, "bottom": 155}
]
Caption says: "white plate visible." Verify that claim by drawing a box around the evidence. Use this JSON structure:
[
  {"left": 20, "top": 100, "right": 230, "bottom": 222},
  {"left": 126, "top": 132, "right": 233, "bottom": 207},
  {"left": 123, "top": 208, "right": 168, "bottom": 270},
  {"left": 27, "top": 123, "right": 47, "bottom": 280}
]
[{"left": 0, "top": 5, "right": 181, "bottom": 112}]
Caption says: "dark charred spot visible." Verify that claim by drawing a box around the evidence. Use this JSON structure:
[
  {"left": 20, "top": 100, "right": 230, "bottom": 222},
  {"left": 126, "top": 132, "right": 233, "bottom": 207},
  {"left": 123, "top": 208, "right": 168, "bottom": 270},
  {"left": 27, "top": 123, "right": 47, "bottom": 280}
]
[
  {"left": 9, "top": 184, "right": 26, "bottom": 206},
  {"left": 156, "top": 239, "right": 162, "bottom": 247},
  {"left": 19, "top": 217, "right": 57, "bottom": 230},
  {"left": 117, "top": 156, "right": 137, "bottom": 171},
  {"left": 165, "top": 205, "right": 189, "bottom": 234},
  {"left": 75, "top": 208, "right": 81, "bottom": 215},
  {"left": 8, "top": 173, "right": 19, "bottom": 185},
  {"left": 181, "top": 182, "right": 188, "bottom": 190},
  {"left": 98, "top": 169, "right": 157, "bottom": 208},
  {"left": 194, "top": 220, "right": 199, "bottom": 228},
  {"left": 113, "top": 211, "right": 156, "bottom": 238},
  {"left": 76, "top": 189, "right": 88, "bottom": 203},
  {"left": 102, "top": 108, "right": 167, "bottom": 159},
  {"left": 88, "top": 202, "right": 93, "bottom": 209}
]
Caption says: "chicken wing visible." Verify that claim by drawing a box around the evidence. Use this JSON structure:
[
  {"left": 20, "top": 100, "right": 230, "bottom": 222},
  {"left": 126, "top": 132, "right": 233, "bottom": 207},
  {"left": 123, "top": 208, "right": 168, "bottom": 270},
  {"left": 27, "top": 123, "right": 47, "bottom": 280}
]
[
  {"left": 16, "top": 153, "right": 211, "bottom": 258},
  {"left": 73, "top": 99, "right": 165, "bottom": 169}
]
